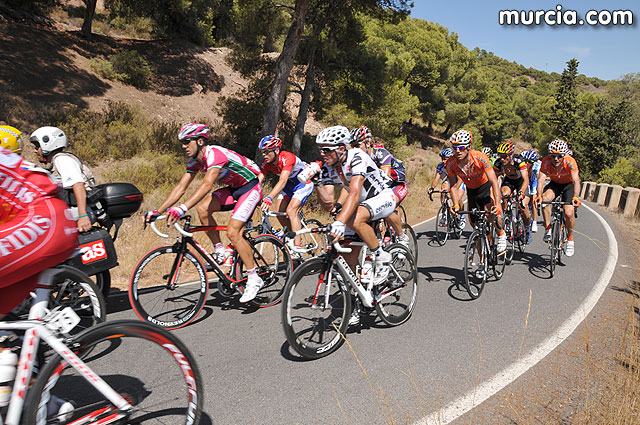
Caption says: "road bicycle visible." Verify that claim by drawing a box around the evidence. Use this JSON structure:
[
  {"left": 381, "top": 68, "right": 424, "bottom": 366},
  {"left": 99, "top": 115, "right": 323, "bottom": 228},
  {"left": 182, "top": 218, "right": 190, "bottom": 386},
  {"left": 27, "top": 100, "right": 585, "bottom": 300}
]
[
  {"left": 501, "top": 191, "right": 528, "bottom": 264},
  {"left": 540, "top": 199, "right": 578, "bottom": 277},
  {"left": 457, "top": 209, "right": 506, "bottom": 299},
  {"left": 129, "top": 215, "right": 293, "bottom": 330},
  {"left": 248, "top": 211, "right": 326, "bottom": 261},
  {"left": 429, "top": 190, "right": 463, "bottom": 246},
  {"left": 0, "top": 267, "right": 203, "bottom": 425},
  {"left": 281, "top": 225, "right": 418, "bottom": 359}
]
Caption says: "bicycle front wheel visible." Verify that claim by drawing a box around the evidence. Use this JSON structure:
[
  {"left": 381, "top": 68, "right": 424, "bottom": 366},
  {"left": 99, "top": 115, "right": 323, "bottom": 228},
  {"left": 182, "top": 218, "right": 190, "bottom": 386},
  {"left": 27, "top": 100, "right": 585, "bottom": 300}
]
[
  {"left": 236, "top": 234, "right": 292, "bottom": 307},
  {"left": 375, "top": 244, "right": 418, "bottom": 326},
  {"left": 502, "top": 214, "right": 515, "bottom": 265},
  {"left": 401, "top": 223, "right": 418, "bottom": 260},
  {"left": 282, "top": 257, "right": 351, "bottom": 359},
  {"left": 435, "top": 204, "right": 449, "bottom": 246},
  {"left": 463, "top": 231, "right": 487, "bottom": 299},
  {"left": 25, "top": 320, "right": 203, "bottom": 425},
  {"left": 129, "top": 246, "right": 209, "bottom": 330},
  {"left": 550, "top": 222, "right": 560, "bottom": 277}
]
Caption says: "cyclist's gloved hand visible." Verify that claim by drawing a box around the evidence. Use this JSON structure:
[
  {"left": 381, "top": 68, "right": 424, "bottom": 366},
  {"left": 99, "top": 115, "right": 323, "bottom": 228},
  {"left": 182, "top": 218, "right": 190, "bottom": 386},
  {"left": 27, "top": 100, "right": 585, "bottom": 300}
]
[
  {"left": 167, "top": 204, "right": 188, "bottom": 220},
  {"left": 427, "top": 187, "right": 434, "bottom": 195},
  {"left": 330, "top": 202, "right": 342, "bottom": 218},
  {"left": 330, "top": 220, "right": 345, "bottom": 240},
  {"left": 261, "top": 196, "right": 273, "bottom": 212},
  {"left": 572, "top": 197, "right": 582, "bottom": 208},
  {"left": 534, "top": 195, "right": 542, "bottom": 207},
  {"left": 144, "top": 209, "right": 160, "bottom": 224},
  {"left": 491, "top": 205, "right": 502, "bottom": 216}
]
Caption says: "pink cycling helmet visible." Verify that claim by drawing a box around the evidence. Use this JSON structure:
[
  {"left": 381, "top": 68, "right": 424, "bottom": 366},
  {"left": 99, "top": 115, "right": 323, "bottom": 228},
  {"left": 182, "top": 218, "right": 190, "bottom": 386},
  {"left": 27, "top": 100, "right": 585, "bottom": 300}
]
[{"left": 178, "top": 123, "right": 209, "bottom": 142}]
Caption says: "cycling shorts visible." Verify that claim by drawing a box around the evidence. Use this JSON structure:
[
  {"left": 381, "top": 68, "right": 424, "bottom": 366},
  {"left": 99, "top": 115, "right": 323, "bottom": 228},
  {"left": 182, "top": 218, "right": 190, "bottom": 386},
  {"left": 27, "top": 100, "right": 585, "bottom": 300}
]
[
  {"left": 0, "top": 197, "right": 78, "bottom": 314},
  {"left": 213, "top": 179, "right": 263, "bottom": 223},
  {"left": 527, "top": 178, "right": 538, "bottom": 196},
  {"left": 359, "top": 188, "right": 396, "bottom": 221},
  {"left": 501, "top": 176, "right": 524, "bottom": 193},
  {"left": 392, "top": 182, "right": 408, "bottom": 205},
  {"left": 544, "top": 181, "right": 574, "bottom": 204},
  {"left": 467, "top": 180, "right": 493, "bottom": 211},
  {"left": 277, "top": 180, "right": 314, "bottom": 206}
]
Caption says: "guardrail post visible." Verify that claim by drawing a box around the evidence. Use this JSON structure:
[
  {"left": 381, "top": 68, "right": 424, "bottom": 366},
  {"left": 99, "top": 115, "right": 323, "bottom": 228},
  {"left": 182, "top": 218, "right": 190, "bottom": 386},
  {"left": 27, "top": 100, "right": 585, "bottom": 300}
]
[
  {"left": 582, "top": 182, "right": 596, "bottom": 201},
  {"left": 623, "top": 188, "right": 640, "bottom": 218},
  {"left": 607, "top": 185, "right": 624, "bottom": 212},
  {"left": 596, "top": 183, "right": 610, "bottom": 206}
]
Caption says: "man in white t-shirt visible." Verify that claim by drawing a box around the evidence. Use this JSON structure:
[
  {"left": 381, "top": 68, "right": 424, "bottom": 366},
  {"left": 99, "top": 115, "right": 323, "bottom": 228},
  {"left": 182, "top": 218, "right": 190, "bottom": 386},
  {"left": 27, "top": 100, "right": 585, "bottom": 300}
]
[{"left": 30, "top": 126, "right": 96, "bottom": 233}]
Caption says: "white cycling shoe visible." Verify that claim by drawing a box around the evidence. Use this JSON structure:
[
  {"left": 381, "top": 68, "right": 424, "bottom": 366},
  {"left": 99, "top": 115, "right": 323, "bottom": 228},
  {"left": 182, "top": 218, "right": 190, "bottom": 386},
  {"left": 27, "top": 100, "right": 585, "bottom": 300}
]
[
  {"left": 373, "top": 249, "right": 392, "bottom": 284},
  {"left": 240, "top": 276, "right": 264, "bottom": 303},
  {"left": 543, "top": 229, "right": 552, "bottom": 242},
  {"left": 397, "top": 233, "right": 410, "bottom": 249},
  {"left": 531, "top": 221, "right": 538, "bottom": 233},
  {"left": 47, "top": 395, "right": 73, "bottom": 422},
  {"left": 565, "top": 240, "right": 575, "bottom": 257},
  {"left": 496, "top": 233, "right": 507, "bottom": 253}
]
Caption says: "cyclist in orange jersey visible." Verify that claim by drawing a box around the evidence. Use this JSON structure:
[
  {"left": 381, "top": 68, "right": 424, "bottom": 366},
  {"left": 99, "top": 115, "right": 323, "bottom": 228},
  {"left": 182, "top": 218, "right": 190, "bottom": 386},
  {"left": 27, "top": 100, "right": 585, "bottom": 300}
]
[
  {"left": 446, "top": 129, "right": 506, "bottom": 253},
  {"left": 535, "top": 139, "right": 581, "bottom": 257}
]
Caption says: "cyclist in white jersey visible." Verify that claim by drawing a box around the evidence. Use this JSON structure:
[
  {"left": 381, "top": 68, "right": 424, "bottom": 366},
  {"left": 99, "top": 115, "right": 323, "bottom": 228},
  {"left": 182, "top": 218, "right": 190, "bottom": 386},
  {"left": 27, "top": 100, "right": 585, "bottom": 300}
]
[
  {"left": 144, "top": 123, "right": 264, "bottom": 302},
  {"left": 314, "top": 126, "right": 396, "bottom": 284}
]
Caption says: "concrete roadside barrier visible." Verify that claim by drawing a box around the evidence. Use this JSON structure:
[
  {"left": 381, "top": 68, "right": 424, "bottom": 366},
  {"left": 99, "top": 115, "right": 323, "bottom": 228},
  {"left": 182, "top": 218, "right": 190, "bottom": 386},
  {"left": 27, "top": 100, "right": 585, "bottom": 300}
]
[
  {"left": 622, "top": 188, "right": 640, "bottom": 219},
  {"left": 607, "top": 185, "right": 624, "bottom": 212},
  {"left": 595, "top": 183, "right": 610, "bottom": 206}
]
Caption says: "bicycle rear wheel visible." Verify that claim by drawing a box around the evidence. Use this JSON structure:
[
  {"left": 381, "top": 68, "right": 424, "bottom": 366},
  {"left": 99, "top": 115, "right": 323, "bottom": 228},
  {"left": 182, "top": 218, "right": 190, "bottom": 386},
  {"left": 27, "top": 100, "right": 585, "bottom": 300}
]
[
  {"left": 515, "top": 215, "right": 527, "bottom": 253},
  {"left": 375, "top": 244, "right": 418, "bottom": 326},
  {"left": 491, "top": 226, "right": 507, "bottom": 280},
  {"left": 397, "top": 205, "right": 408, "bottom": 225},
  {"left": 463, "top": 231, "right": 487, "bottom": 299},
  {"left": 25, "top": 320, "right": 203, "bottom": 425},
  {"left": 129, "top": 246, "right": 209, "bottom": 330},
  {"left": 236, "top": 234, "right": 292, "bottom": 307},
  {"left": 435, "top": 204, "right": 449, "bottom": 246},
  {"left": 400, "top": 223, "right": 418, "bottom": 260},
  {"left": 282, "top": 257, "right": 351, "bottom": 359}
]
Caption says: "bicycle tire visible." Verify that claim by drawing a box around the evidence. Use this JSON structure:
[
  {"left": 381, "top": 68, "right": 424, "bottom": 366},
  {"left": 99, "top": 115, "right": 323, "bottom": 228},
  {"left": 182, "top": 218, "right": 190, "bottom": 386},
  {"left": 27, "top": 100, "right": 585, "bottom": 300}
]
[
  {"left": 435, "top": 204, "right": 449, "bottom": 246},
  {"left": 129, "top": 246, "right": 208, "bottom": 330},
  {"left": 452, "top": 211, "right": 464, "bottom": 239},
  {"left": 281, "top": 257, "right": 351, "bottom": 359},
  {"left": 549, "top": 221, "right": 559, "bottom": 277},
  {"left": 502, "top": 214, "right": 515, "bottom": 265},
  {"left": 374, "top": 244, "right": 418, "bottom": 326},
  {"left": 235, "top": 234, "right": 293, "bottom": 308},
  {"left": 515, "top": 216, "right": 527, "bottom": 253},
  {"left": 463, "top": 231, "right": 487, "bottom": 299},
  {"left": 300, "top": 218, "right": 327, "bottom": 257},
  {"left": 491, "top": 225, "right": 507, "bottom": 280},
  {"left": 558, "top": 221, "right": 567, "bottom": 265},
  {"left": 94, "top": 269, "right": 112, "bottom": 299},
  {"left": 25, "top": 320, "right": 203, "bottom": 425},
  {"left": 397, "top": 205, "right": 408, "bottom": 225},
  {"left": 401, "top": 223, "right": 418, "bottom": 260}
]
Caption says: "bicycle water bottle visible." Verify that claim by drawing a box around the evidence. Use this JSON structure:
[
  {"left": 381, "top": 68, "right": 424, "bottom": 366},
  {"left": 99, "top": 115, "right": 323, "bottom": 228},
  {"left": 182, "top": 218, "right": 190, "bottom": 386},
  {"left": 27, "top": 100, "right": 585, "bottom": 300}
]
[
  {"left": 297, "top": 161, "right": 322, "bottom": 183},
  {"left": 223, "top": 244, "right": 234, "bottom": 266},
  {"left": 0, "top": 349, "right": 18, "bottom": 407}
]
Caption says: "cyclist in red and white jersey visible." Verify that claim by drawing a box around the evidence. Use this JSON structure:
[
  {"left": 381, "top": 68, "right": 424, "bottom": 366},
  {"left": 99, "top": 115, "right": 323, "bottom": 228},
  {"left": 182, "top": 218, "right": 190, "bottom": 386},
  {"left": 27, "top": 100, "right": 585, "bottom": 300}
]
[
  {"left": 257, "top": 135, "right": 313, "bottom": 258},
  {"left": 144, "top": 123, "right": 264, "bottom": 302},
  {"left": 0, "top": 126, "right": 77, "bottom": 316}
]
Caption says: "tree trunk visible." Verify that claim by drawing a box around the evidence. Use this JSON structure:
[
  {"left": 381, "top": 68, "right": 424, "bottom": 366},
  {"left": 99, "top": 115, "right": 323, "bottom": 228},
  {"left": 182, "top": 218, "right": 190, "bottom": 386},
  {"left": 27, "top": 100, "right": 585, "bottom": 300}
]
[
  {"left": 260, "top": 0, "right": 310, "bottom": 138},
  {"left": 81, "top": 0, "right": 97, "bottom": 40},
  {"left": 292, "top": 49, "right": 316, "bottom": 156}
]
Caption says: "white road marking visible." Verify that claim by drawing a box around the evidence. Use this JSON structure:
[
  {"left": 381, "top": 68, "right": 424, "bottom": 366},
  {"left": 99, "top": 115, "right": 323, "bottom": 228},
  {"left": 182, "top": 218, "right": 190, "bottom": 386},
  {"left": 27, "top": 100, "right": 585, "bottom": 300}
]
[{"left": 413, "top": 203, "right": 618, "bottom": 425}]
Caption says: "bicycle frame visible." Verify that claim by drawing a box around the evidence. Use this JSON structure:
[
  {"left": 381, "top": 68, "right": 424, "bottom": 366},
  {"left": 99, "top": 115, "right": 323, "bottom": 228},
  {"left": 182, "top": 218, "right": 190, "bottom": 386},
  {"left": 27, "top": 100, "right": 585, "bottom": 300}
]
[
  {"left": 1, "top": 269, "right": 131, "bottom": 425},
  {"left": 258, "top": 211, "right": 321, "bottom": 254}
]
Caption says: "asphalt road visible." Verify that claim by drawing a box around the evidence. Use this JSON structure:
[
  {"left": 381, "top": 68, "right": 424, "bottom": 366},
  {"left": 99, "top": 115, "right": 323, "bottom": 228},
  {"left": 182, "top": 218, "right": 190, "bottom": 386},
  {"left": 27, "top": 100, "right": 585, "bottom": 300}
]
[{"left": 108, "top": 202, "right": 615, "bottom": 425}]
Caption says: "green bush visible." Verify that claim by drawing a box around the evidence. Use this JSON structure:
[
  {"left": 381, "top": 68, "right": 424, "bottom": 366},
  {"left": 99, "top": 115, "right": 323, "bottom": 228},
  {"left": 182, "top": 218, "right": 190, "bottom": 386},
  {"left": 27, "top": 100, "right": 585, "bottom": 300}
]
[
  {"left": 90, "top": 51, "right": 154, "bottom": 89},
  {"left": 109, "top": 16, "right": 153, "bottom": 39},
  {"left": 598, "top": 157, "right": 640, "bottom": 188},
  {"left": 100, "top": 152, "right": 185, "bottom": 194}
]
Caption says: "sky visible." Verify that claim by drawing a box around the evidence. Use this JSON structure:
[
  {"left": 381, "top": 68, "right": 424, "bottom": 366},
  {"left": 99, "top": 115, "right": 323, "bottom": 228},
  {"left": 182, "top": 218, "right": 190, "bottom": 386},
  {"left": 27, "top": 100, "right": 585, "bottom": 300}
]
[{"left": 409, "top": 1, "right": 640, "bottom": 81}]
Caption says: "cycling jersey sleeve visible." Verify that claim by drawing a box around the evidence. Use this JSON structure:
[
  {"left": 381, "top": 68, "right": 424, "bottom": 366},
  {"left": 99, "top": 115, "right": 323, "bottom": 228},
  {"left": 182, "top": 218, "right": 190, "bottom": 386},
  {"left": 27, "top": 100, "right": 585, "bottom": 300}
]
[
  {"left": 348, "top": 149, "right": 368, "bottom": 176},
  {"left": 279, "top": 151, "right": 296, "bottom": 173}
]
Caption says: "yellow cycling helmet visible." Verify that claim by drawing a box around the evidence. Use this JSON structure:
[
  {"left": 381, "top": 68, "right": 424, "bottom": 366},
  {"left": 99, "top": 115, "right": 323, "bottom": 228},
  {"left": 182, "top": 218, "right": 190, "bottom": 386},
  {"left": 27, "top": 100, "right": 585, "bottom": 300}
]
[
  {"left": 0, "top": 125, "right": 23, "bottom": 154},
  {"left": 496, "top": 140, "right": 514, "bottom": 155}
]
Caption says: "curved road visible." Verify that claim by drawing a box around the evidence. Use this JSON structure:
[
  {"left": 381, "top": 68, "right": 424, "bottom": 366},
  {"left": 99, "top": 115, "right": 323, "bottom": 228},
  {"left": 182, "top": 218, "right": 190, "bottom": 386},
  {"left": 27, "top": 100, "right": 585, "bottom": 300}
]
[{"left": 109, "top": 201, "right": 617, "bottom": 425}]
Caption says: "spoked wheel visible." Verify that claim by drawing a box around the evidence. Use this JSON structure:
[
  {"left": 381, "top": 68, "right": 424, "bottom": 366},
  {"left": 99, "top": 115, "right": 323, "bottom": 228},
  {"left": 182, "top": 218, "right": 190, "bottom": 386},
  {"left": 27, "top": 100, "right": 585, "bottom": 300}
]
[
  {"left": 374, "top": 244, "right": 418, "bottom": 326},
  {"left": 463, "top": 231, "right": 488, "bottom": 299},
  {"left": 452, "top": 213, "right": 464, "bottom": 239},
  {"left": 549, "top": 222, "right": 559, "bottom": 277},
  {"left": 25, "top": 320, "right": 204, "bottom": 425},
  {"left": 281, "top": 258, "right": 351, "bottom": 360},
  {"left": 129, "top": 246, "right": 208, "bottom": 330},
  {"left": 94, "top": 270, "right": 112, "bottom": 299},
  {"left": 491, "top": 227, "right": 507, "bottom": 280},
  {"left": 301, "top": 218, "right": 328, "bottom": 257},
  {"left": 435, "top": 204, "right": 449, "bottom": 246},
  {"left": 236, "top": 234, "right": 293, "bottom": 307},
  {"left": 558, "top": 223, "right": 567, "bottom": 265},
  {"left": 400, "top": 223, "right": 418, "bottom": 260},
  {"left": 515, "top": 216, "right": 527, "bottom": 253},
  {"left": 502, "top": 215, "right": 515, "bottom": 265}
]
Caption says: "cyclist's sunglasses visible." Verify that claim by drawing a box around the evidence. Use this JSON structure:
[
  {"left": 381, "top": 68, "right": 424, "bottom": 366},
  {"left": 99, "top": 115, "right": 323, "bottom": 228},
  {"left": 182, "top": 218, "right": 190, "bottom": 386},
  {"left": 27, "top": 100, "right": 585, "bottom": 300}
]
[
  {"left": 319, "top": 147, "right": 339, "bottom": 154},
  {"left": 262, "top": 149, "right": 276, "bottom": 155},
  {"left": 452, "top": 145, "right": 467, "bottom": 151},
  {"left": 180, "top": 137, "right": 198, "bottom": 145},
  {"left": 499, "top": 153, "right": 510, "bottom": 159},
  {"left": 551, "top": 153, "right": 564, "bottom": 159}
]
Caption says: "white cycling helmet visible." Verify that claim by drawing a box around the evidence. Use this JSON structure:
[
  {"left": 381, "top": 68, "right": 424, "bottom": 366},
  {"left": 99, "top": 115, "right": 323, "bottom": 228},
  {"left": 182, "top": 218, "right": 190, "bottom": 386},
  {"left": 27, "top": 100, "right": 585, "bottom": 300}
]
[
  {"left": 316, "top": 126, "right": 350, "bottom": 146},
  {"left": 30, "top": 126, "right": 68, "bottom": 155}
]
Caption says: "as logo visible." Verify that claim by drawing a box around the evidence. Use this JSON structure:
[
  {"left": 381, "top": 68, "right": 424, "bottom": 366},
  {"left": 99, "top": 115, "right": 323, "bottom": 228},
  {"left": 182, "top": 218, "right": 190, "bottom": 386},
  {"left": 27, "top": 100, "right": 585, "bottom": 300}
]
[{"left": 80, "top": 239, "right": 107, "bottom": 264}]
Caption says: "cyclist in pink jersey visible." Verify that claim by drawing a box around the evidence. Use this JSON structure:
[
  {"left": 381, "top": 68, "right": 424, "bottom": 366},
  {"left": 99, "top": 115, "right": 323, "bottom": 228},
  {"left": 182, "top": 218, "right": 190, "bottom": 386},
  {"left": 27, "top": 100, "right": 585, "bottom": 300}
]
[
  {"left": 144, "top": 123, "right": 264, "bottom": 302},
  {"left": 257, "top": 135, "right": 313, "bottom": 257},
  {"left": 0, "top": 126, "right": 77, "bottom": 316}
]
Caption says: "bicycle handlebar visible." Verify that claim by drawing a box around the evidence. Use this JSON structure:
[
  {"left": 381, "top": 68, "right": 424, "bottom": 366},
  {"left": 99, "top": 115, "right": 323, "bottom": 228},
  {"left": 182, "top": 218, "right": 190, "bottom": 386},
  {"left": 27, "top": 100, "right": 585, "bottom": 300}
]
[
  {"left": 539, "top": 201, "right": 579, "bottom": 218},
  {"left": 428, "top": 189, "right": 447, "bottom": 202},
  {"left": 150, "top": 215, "right": 194, "bottom": 238},
  {"left": 287, "top": 225, "right": 352, "bottom": 253}
]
